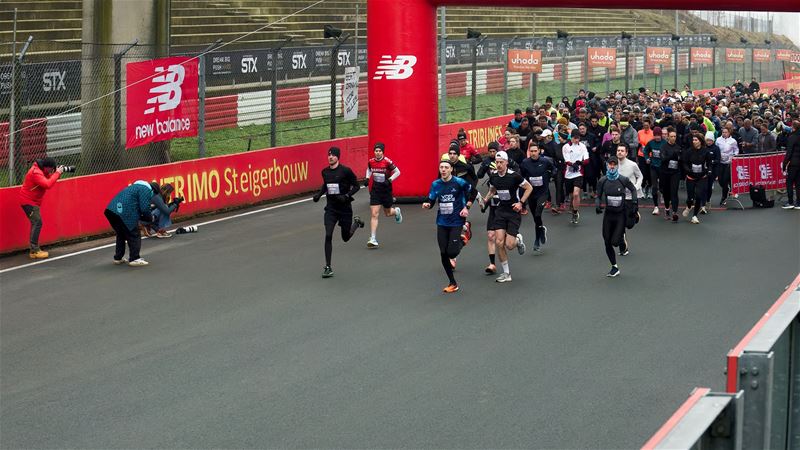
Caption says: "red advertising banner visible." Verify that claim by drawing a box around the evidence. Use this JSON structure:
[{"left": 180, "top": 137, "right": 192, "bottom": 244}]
[
  {"left": 730, "top": 153, "right": 786, "bottom": 195},
  {"left": 725, "top": 48, "right": 745, "bottom": 63},
  {"left": 776, "top": 49, "right": 792, "bottom": 61},
  {"left": 690, "top": 47, "right": 713, "bottom": 64},
  {"left": 507, "top": 49, "right": 542, "bottom": 73},
  {"left": 785, "top": 72, "right": 800, "bottom": 80},
  {"left": 0, "top": 115, "right": 510, "bottom": 253},
  {"left": 646, "top": 47, "right": 672, "bottom": 66},
  {"left": 792, "top": 52, "right": 800, "bottom": 64},
  {"left": 752, "top": 49, "right": 771, "bottom": 63},
  {"left": 587, "top": 48, "right": 617, "bottom": 69},
  {"left": 126, "top": 57, "right": 199, "bottom": 149}
]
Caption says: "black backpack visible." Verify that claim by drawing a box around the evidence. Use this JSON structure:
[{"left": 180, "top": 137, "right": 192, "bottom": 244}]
[{"left": 749, "top": 184, "right": 774, "bottom": 208}]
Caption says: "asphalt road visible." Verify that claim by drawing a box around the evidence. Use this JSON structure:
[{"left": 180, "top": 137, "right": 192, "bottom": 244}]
[{"left": 2, "top": 193, "right": 798, "bottom": 449}]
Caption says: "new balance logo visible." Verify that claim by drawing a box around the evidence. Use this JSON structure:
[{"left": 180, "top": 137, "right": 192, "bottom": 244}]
[
  {"left": 759, "top": 164, "right": 773, "bottom": 180},
  {"left": 373, "top": 55, "right": 417, "bottom": 80},
  {"left": 145, "top": 65, "right": 185, "bottom": 115},
  {"left": 736, "top": 166, "right": 750, "bottom": 180}
]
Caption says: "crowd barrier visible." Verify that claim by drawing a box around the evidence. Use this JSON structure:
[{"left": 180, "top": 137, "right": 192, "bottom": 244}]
[
  {"left": 0, "top": 114, "right": 510, "bottom": 254},
  {"left": 643, "top": 274, "right": 800, "bottom": 449},
  {"left": 730, "top": 152, "right": 786, "bottom": 196}
]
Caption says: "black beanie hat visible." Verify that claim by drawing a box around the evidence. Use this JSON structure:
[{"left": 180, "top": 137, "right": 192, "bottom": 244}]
[
  {"left": 488, "top": 141, "right": 500, "bottom": 151},
  {"left": 374, "top": 142, "right": 385, "bottom": 151},
  {"left": 37, "top": 157, "right": 57, "bottom": 170},
  {"left": 328, "top": 146, "right": 341, "bottom": 158},
  {"left": 449, "top": 140, "right": 460, "bottom": 153}
]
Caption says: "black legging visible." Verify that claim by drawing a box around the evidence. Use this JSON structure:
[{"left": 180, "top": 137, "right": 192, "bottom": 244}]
[
  {"left": 649, "top": 166, "right": 661, "bottom": 206},
  {"left": 324, "top": 210, "right": 357, "bottom": 266},
  {"left": 104, "top": 209, "right": 142, "bottom": 261},
  {"left": 638, "top": 156, "right": 651, "bottom": 191},
  {"left": 602, "top": 211, "right": 626, "bottom": 265},
  {"left": 706, "top": 166, "right": 720, "bottom": 203},
  {"left": 686, "top": 177, "right": 708, "bottom": 216},
  {"left": 787, "top": 166, "right": 800, "bottom": 205},
  {"left": 528, "top": 194, "right": 547, "bottom": 244},
  {"left": 718, "top": 164, "right": 731, "bottom": 202},
  {"left": 659, "top": 171, "right": 680, "bottom": 213},
  {"left": 553, "top": 169, "right": 565, "bottom": 206},
  {"left": 438, "top": 225, "right": 463, "bottom": 285}
]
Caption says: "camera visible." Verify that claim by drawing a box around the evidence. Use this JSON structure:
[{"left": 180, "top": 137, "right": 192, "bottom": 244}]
[{"left": 59, "top": 165, "right": 77, "bottom": 173}]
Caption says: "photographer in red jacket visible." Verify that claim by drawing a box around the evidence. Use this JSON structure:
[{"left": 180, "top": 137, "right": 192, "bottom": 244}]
[{"left": 18, "top": 157, "right": 68, "bottom": 259}]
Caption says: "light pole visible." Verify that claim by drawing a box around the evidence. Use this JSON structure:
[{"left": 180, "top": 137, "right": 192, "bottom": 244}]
[
  {"left": 557, "top": 29, "right": 569, "bottom": 99},
  {"left": 502, "top": 35, "right": 518, "bottom": 115},
  {"left": 740, "top": 37, "right": 749, "bottom": 84},
  {"left": 671, "top": 33, "right": 680, "bottom": 91},
  {"left": 324, "top": 25, "right": 351, "bottom": 140},
  {"left": 621, "top": 31, "right": 632, "bottom": 93},
  {"left": 710, "top": 36, "right": 717, "bottom": 88},
  {"left": 467, "top": 28, "right": 486, "bottom": 121}
]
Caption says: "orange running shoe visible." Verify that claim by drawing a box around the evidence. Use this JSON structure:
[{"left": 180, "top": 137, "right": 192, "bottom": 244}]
[{"left": 443, "top": 284, "right": 460, "bottom": 293}]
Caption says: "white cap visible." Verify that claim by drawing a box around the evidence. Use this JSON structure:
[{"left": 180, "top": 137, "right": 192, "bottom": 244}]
[
  {"left": 495, "top": 151, "right": 509, "bottom": 161},
  {"left": 705, "top": 131, "right": 716, "bottom": 142},
  {"left": 540, "top": 129, "right": 553, "bottom": 137}
]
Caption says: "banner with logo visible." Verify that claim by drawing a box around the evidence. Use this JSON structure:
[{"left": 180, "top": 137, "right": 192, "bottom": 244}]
[
  {"left": 587, "top": 48, "right": 617, "bottom": 69},
  {"left": 776, "top": 49, "right": 792, "bottom": 61},
  {"left": 690, "top": 47, "right": 713, "bottom": 64},
  {"left": 725, "top": 48, "right": 745, "bottom": 63},
  {"left": 792, "top": 52, "right": 800, "bottom": 64},
  {"left": 126, "top": 56, "right": 199, "bottom": 149},
  {"left": 342, "top": 66, "right": 359, "bottom": 122},
  {"left": 730, "top": 152, "right": 786, "bottom": 195},
  {"left": 507, "top": 49, "right": 542, "bottom": 73},
  {"left": 646, "top": 47, "right": 672, "bottom": 66},
  {"left": 752, "top": 49, "right": 771, "bottom": 63}
]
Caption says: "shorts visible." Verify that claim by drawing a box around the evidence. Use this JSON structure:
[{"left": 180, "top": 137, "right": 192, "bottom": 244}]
[
  {"left": 324, "top": 207, "right": 353, "bottom": 230},
  {"left": 488, "top": 206, "right": 521, "bottom": 236},
  {"left": 486, "top": 206, "right": 496, "bottom": 231},
  {"left": 564, "top": 176, "right": 583, "bottom": 193},
  {"left": 369, "top": 189, "right": 394, "bottom": 208}
]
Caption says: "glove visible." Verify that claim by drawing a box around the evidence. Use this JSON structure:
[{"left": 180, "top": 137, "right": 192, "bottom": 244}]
[
  {"left": 596, "top": 206, "right": 603, "bottom": 215},
  {"left": 312, "top": 192, "right": 322, "bottom": 203},
  {"left": 169, "top": 196, "right": 184, "bottom": 206}
]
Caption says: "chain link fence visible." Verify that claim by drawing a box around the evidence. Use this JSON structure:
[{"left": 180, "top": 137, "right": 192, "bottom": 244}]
[{"left": 0, "top": 34, "right": 794, "bottom": 186}]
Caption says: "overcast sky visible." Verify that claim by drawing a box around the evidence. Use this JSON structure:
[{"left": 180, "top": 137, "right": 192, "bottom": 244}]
[{"left": 773, "top": 13, "right": 800, "bottom": 47}]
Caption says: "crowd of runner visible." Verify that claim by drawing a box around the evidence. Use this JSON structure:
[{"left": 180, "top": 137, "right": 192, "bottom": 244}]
[{"left": 312, "top": 80, "right": 800, "bottom": 291}]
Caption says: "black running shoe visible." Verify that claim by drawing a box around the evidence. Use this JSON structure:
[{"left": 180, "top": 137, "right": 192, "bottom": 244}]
[
  {"left": 353, "top": 216, "right": 365, "bottom": 228},
  {"left": 540, "top": 225, "right": 547, "bottom": 245},
  {"left": 607, "top": 266, "right": 620, "bottom": 277},
  {"left": 322, "top": 266, "right": 334, "bottom": 278}
]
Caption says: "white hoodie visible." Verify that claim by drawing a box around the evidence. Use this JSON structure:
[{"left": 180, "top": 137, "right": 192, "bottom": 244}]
[{"left": 617, "top": 158, "right": 643, "bottom": 199}]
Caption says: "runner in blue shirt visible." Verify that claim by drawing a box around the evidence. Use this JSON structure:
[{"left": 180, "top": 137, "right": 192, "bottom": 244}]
[{"left": 423, "top": 160, "right": 472, "bottom": 293}]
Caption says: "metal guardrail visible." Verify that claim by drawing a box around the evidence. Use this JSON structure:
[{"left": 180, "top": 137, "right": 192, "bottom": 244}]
[{"left": 644, "top": 275, "right": 800, "bottom": 449}]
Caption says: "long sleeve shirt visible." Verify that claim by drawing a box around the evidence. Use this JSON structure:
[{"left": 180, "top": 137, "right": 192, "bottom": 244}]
[
  {"left": 596, "top": 175, "right": 637, "bottom": 213},
  {"left": 316, "top": 164, "right": 360, "bottom": 210},
  {"left": 617, "top": 158, "right": 643, "bottom": 199},
  {"left": 19, "top": 163, "right": 61, "bottom": 206},
  {"left": 715, "top": 136, "right": 739, "bottom": 164},
  {"left": 107, "top": 184, "right": 154, "bottom": 230}
]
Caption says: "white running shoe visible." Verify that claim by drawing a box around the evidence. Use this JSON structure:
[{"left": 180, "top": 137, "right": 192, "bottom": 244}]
[
  {"left": 394, "top": 207, "right": 403, "bottom": 224},
  {"left": 691, "top": 216, "right": 700, "bottom": 224},
  {"left": 495, "top": 273, "right": 513, "bottom": 283},
  {"left": 700, "top": 206, "right": 708, "bottom": 215},
  {"left": 516, "top": 233, "right": 526, "bottom": 255},
  {"left": 113, "top": 258, "right": 128, "bottom": 265},
  {"left": 652, "top": 206, "right": 659, "bottom": 215},
  {"left": 128, "top": 258, "right": 149, "bottom": 267},
  {"left": 682, "top": 207, "right": 690, "bottom": 217},
  {"left": 367, "top": 237, "right": 379, "bottom": 248}
]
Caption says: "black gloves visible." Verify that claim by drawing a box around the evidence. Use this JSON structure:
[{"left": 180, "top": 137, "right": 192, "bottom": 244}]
[{"left": 312, "top": 192, "right": 322, "bottom": 202}]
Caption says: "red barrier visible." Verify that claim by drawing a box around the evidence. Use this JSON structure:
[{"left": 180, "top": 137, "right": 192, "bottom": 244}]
[
  {"left": 0, "top": 114, "right": 512, "bottom": 253},
  {"left": 730, "top": 152, "right": 786, "bottom": 195},
  {"left": 0, "top": 119, "right": 48, "bottom": 166},
  {"left": 205, "top": 95, "right": 238, "bottom": 131}
]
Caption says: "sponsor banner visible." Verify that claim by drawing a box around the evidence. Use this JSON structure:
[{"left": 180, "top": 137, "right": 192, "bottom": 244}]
[
  {"left": 753, "top": 49, "right": 771, "bottom": 63},
  {"left": 725, "top": 48, "right": 745, "bottom": 63},
  {"left": 126, "top": 57, "right": 199, "bottom": 149},
  {"left": 792, "top": 52, "right": 800, "bottom": 64},
  {"left": 646, "top": 47, "right": 672, "bottom": 66},
  {"left": 0, "top": 60, "right": 81, "bottom": 106},
  {"left": 731, "top": 152, "right": 786, "bottom": 196},
  {"left": 587, "top": 47, "right": 617, "bottom": 69},
  {"left": 694, "top": 79, "right": 800, "bottom": 97},
  {"left": 438, "top": 114, "right": 513, "bottom": 155},
  {"left": 0, "top": 115, "right": 513, "bottom": 252},
  {"left": 776, "top": 49, "right": 792, "bottom": 61},
  {"left": 507, "top": 49, "right": 542, "bottom": 73},
  {"left": 342, "top": 67, "right": 359, "bottom": 122},
  {"left": 691, "top": 47, "right": 713, "bottom": 64},
  {"left": 785, "top": 72, "right": 800, "bottom": 80}
]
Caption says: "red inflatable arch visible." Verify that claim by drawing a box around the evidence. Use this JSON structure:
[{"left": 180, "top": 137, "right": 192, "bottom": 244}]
[{"left": 367, "top": 0, "right": 796, "bottom": 198}]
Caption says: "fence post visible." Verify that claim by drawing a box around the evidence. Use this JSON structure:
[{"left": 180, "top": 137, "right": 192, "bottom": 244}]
[
  {"left": 687, "top": 46, "right": 692, "bottom": 89},
  {"left": 712, "top": 39, "right": 717, "bottom": 88},
  {"left": 560, "top": 37, "right": 567, "bottom": 99},
  {"left": 672, "top": 36, "right": 679, "bottom": 91},
  {"left": 10, "top": 35, "right": 32, "bottom": 186},
  {"left": 439, "top": 8, "right": 447, "bottom": 123},
  {"left": 503, "top": 36, "right": 517, "bottom": 115},
  {"left": 113, "top": 40, "right": 138, "bottom": 157},
  {"left": 270, "top": 49, "right": 278, "bottom": 148},
  {"left": 583, "top": 43, "right": 589, "bottom": 92},
  {"left": 623, "top": 35, "right": 631, "bottom": 93},
  {"left": 469, "top": 35, "right": 486, "bottom": 121},
  {"left": 196, "top": 39, "right": 222, "bottom": 158}
]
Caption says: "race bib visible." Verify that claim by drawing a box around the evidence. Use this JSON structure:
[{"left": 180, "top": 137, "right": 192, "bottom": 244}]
[
  {"left": 372, "top": 172, "right": 385, "bottom": 183},
  {"left": 668, "top": 160, "right": 679, "bottom": 170},
  {"left": 439, "top": 202, "right": 454, "bottom": 215},
  {"left": 652, "top": 150, "right": 661, "bottom": 158},
  {"left": 326, "top": 183, "right": 341, "bottom": 195},
  {"left": 692, "top": 164, "right": 703, "bottom": 173},
  {"left": 530, "top": 176, "right": 544, "bottom": 187},
  {"left": 497, "top": 189, "right": 512, "bottom": 201},
  {"left": 607, "top": 195, "right": 623, "bottom": 207}
]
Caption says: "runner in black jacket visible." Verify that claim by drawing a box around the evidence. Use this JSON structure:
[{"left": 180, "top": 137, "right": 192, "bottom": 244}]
[
  {"left": 519, "top": 144, "right": 556, "bottom": 253},
  {"left": 659, "top": 127, "right": 683, "bottom": 222},
  {"left": 595, "top": 157, "right": 638, "bottom": 277},
  {"left": 682, "top": 132, "right": 713, "bottom": 224}
]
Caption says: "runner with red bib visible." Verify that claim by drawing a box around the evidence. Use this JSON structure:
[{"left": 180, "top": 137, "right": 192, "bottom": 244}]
[{"left": 365, "top": 142, "right": 402, "bottom": 248}]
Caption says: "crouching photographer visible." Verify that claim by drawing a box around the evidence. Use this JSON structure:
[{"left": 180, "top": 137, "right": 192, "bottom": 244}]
[
  {"left": 140, "top": 183, "right": 184, "bottom": 238},
  {"left": 18, "top": 158, "right": 73, "bottom": 259},
  {"left": 104, "top": 181, "right": 161, "bottom": 267}
]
